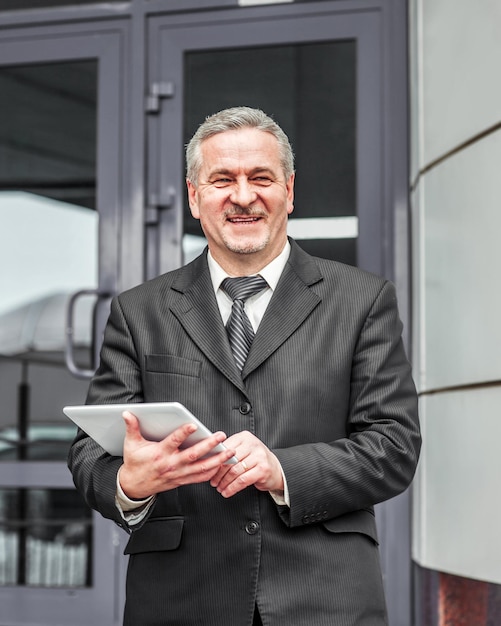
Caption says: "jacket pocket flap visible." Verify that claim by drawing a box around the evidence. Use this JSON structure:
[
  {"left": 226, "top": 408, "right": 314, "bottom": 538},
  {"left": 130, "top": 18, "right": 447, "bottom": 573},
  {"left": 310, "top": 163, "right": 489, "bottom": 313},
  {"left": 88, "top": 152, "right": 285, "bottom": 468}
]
[
  {"left": 124, "top": 517, "right": 184, "bottom": 555},
  {"left": 145, "top": 354, "right": 201, "bottom": 377},
  {"left": 322, "top": 509, "right": 378, "bottom": 544}
]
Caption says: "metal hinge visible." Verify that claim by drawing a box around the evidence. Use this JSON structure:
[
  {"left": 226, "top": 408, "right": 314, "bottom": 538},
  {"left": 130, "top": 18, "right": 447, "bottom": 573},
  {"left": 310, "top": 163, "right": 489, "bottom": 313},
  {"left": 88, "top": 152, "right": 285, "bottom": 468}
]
[
  {"left": 145, "top": 187, "right": 176, "bottom": 225},
  {"left": 146, "top": 81, "right": 175, "bottom": 114}
]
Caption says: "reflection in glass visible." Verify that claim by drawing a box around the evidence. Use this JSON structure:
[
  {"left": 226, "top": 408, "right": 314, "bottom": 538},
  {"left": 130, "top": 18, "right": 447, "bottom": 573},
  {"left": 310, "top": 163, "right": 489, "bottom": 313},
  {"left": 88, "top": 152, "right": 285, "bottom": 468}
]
[
  {"left": 0, "top": 60, "right": 98, "bottom": 590},
  {"left": 0, "top": 422, "right": 77, "bottom": 461},
  {"left": 0, "top": 61, "right": 97, "bottom": 209},
  {"left": 0, "top": 488, "right": 92, "bottom": 587},
  {"left": 0, "top": 61, "right": 98, "bottom": 458},
  {"left": 184, "top": 40, "right": 357, "bottom": 265}
]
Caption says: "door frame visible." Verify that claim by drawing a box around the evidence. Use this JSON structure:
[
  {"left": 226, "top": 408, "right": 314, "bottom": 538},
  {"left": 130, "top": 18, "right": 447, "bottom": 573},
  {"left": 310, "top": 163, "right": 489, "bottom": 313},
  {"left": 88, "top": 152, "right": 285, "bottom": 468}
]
[
  {"left": 146, "top": 2, "right": 384, "bottom": 276},
  {"left": 0, "top": 19, "right": 128, "bottom": 625},
  {"left": 0, "top": 1, "right": 413, "bottom": 624},
  {"left": 146, "top": 3, "right": 412, "bottom": 625}
]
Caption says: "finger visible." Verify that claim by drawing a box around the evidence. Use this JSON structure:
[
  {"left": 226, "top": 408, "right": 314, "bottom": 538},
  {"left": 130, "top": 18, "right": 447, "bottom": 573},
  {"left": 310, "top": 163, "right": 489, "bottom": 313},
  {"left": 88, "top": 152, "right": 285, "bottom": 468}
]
[
  {"left": 218, "top": 469, "right": 252, "bottom": 498},
  {"left": 210, "top": 462, "right": 233, "bottom": 487},
  {"left": 162, "top": 422, "right": 199, "bottom": 451},
  {"left": 211, "top": 457, "right": 250, "bottom": 491},
  {"left": 189, "top": 449, "right": 237, "bottom": 480},
  {"left": 181, "top": 431, "right": 235, "bottom": 465},
  {"left": 157, "top": 427, "right": 235, "bottom": 471},
  {"left": 173, "top": 444, "right": 237, "bottom": 488}
]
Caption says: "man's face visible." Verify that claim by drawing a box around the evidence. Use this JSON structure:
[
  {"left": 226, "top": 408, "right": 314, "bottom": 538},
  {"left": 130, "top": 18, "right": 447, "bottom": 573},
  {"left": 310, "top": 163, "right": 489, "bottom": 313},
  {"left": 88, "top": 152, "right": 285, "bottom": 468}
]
[{"left": 187, "top": 127, "right": 294, "bottom": 271}]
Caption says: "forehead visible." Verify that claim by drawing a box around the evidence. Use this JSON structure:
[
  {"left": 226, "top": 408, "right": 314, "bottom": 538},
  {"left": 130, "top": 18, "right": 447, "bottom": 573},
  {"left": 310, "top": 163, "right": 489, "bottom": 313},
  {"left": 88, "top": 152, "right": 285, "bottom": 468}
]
[{"left": 199, "top": 128, "right": 281, "bottom": 171}]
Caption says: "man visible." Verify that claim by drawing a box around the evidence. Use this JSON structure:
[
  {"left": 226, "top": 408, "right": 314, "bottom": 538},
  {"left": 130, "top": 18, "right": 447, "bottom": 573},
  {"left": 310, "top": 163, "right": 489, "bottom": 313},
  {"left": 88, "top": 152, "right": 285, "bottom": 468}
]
[{"left": 68, "top": 106, "right": 421, "bottom": 625}]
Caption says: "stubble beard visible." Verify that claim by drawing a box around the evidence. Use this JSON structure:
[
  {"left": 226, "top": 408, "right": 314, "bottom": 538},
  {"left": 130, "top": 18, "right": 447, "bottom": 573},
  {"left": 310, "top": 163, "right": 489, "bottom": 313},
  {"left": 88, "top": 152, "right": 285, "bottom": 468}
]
[
  {"left": 222, "top": 232, "right": 270, "bottom": 255},
  {"left": 222, "top": 206, "right": 270, "bottom": 255}
]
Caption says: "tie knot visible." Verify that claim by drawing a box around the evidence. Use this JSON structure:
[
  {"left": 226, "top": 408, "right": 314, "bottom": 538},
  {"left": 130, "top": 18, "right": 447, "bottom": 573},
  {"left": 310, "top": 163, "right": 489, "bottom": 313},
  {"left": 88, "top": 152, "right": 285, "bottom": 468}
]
[{"left": 221, "top": 276, "right": 268, "bottom": 302}]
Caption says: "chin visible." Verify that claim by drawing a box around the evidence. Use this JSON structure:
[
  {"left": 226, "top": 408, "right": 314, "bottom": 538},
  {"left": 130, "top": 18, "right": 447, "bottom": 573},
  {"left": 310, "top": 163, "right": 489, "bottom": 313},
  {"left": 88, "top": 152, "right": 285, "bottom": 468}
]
[
  {"left": 224, "top": 233, "right": 270, "bottom": 255},
  {"left": 226, "top": 239, "right": 269, "bottom": 255}
]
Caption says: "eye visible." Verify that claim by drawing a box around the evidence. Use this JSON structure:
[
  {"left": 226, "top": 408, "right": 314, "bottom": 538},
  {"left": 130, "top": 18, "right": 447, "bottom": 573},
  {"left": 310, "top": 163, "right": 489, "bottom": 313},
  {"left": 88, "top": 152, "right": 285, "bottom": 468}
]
[
  {"left": 251, "top": 176, "right": 272, "bottom": 186},
  {"left": 211, "top": 178, "right": 232, "bottom": 187}
]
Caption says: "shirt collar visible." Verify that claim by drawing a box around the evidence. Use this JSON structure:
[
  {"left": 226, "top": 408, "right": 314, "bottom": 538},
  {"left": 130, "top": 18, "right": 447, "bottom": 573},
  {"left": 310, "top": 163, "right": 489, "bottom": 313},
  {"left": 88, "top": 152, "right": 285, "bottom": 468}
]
[{"left": 207, "top": 240, "right": 291, "bottom": 294}]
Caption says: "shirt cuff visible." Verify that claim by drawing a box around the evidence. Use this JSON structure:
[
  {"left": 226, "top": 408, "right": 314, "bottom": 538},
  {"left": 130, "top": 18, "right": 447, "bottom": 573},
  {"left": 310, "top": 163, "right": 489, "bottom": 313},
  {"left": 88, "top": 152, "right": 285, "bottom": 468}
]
[
  {"left": 269, "top": 465, "right": 290, "bottom": 507},
  {"left": 115, "top": 467, "right": 156, "bottom": 525}
]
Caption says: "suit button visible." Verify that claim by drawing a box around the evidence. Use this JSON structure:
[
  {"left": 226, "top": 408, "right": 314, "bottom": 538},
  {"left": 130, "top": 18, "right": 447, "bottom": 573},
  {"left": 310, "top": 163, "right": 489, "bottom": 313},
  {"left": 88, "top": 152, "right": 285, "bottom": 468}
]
[
  {"left": 302, "top": 515, "right": 311, "bottom": 525},
  {"left": 239, "top": 402, "right": 251, "bottom": 415},
  {"left": 245, "top": 521, "right": 260, "bottom": 535}
]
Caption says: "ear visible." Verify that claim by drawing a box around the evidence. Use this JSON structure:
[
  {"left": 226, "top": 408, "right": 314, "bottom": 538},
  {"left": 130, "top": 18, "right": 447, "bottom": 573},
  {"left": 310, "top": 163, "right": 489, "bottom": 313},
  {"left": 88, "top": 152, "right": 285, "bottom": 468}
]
[
  {"left": 286, "top": 173, "right": 295, "bottom": 215},
  {"left": 186, "top": 179, "right": 200, "bottom": 219}
]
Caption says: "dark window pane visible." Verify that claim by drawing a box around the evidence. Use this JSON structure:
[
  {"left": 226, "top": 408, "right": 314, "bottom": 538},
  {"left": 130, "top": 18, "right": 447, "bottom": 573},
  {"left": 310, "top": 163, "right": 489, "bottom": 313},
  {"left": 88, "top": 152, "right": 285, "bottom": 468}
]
[
  {"left": 0, "top": 60, "right": 98, "bottom": 461},
  {"left": 0, "top": 488, "right": 92, "bottom": 587},
  {"left": 0, "top": 61, "right": 97, "bottom": 208},
  {"left": 184, "top": 40, "right": 357, "bottom": 265}
]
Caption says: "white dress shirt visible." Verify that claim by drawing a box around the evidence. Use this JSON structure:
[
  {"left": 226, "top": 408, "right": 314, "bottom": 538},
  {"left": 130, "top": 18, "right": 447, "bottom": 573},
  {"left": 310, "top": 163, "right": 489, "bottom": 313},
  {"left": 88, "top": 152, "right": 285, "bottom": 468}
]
[{"left": 208, "top": 240, "right": 290, "bottom": 331}]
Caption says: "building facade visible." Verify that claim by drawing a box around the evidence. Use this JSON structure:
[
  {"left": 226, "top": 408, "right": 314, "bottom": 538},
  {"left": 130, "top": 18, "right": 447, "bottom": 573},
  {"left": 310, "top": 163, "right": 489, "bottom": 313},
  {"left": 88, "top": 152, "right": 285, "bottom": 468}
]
[
  {"left": 0, "top": 0, "right": 499, "bottom": 624},
  {"left": 409, "top": 0, "right": 501, "bottom": 623}
]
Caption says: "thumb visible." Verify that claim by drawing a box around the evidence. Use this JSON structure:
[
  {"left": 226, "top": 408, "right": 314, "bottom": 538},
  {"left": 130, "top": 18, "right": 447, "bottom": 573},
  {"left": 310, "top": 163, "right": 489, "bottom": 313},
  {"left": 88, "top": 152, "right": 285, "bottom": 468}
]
[{"left": 122, "top": 410, "right": 144, "bottom": 443}]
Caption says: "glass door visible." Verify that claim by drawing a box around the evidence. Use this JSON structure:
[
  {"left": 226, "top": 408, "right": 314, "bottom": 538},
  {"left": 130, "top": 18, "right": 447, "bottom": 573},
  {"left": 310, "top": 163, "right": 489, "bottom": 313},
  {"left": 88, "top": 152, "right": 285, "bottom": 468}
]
[
  {"left": 145, "top": 4, "right": 411, "bottom": 623},
  {"left": 146, "top": 3, "right": 382, "bottom": 277},
  {"left": 0, "top": 21, "right": 126, "bottom": 626}
]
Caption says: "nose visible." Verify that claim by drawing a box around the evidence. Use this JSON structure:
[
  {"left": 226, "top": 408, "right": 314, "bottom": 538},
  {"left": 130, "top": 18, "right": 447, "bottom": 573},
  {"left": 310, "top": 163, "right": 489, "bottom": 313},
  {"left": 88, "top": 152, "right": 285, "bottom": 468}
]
[{"left": 229, "top": 179, "right": 257, "bottom": 207}]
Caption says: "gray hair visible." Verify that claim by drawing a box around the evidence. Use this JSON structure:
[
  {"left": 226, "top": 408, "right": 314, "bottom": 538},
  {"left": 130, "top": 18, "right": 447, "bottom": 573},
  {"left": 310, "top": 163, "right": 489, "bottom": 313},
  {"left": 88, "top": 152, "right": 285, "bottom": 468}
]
[{"left": 186, "top": 106, "right": 295, "bottom": 185}]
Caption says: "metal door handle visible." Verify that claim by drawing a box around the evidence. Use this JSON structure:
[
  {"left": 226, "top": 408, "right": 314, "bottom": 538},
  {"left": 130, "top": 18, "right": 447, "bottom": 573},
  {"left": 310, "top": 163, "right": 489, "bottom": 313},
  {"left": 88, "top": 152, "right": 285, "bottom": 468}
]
[{"left": 65, "top": 289, "right": 112, "bottom": 379}]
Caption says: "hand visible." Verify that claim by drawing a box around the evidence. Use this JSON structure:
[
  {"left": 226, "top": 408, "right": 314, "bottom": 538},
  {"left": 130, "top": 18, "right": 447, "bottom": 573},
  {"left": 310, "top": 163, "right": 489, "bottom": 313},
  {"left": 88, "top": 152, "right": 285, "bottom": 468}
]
[
  {"left": 119, "top": 411, "right": 236, "bottom": 500},
  {"left": 210, "top": 430, "right": 284, "bottom": 498}
]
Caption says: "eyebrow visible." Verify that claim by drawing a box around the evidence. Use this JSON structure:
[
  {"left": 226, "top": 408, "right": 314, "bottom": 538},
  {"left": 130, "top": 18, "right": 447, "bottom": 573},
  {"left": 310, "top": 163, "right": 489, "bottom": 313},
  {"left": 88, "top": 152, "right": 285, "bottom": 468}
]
[
  {"left": 208, "top": 167, "right": 276, "bottom": 178},
  {"left": 207, "top": 168, "right": 233, "bottom": 178},
  {"left": 248, "top": 167, "right": 276, "bottom": 177}
]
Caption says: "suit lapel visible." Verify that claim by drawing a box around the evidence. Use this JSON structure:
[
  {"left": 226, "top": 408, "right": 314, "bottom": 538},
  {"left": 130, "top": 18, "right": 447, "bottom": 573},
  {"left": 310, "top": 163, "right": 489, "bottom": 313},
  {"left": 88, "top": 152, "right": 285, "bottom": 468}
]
[
  {"left": 169, "top": 253, "right": 245, "bottom": 391},
  {"left": 243, "top": 240, "right": 323, "bottom": 377},
  {"left": 168, "top": 241, "right": 323, "bottom": 385}
]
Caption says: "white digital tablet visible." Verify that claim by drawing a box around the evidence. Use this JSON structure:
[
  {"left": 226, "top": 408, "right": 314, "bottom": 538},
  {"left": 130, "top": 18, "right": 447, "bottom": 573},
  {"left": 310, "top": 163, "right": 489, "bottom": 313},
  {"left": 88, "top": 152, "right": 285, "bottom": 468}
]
[{"left": 63, "top": 401, "right": 238, "bottom": 463}]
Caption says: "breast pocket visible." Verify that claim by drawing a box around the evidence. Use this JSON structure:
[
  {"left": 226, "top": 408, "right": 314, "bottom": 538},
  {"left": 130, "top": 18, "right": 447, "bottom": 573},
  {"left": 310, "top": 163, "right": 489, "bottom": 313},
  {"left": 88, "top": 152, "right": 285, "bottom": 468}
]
[
  {"left": 145, "top": 354, "right": 201, "bottom": 377},
  {"left": 143, "top": 354, "right": 202, "bottom": 399}
]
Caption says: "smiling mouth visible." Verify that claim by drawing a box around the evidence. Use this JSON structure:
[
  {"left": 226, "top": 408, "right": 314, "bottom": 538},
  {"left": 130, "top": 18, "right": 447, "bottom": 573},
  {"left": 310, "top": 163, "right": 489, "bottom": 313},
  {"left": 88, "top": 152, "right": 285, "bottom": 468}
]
[{"left": 227, "top": 216, "right": 262, "bottom": 224}]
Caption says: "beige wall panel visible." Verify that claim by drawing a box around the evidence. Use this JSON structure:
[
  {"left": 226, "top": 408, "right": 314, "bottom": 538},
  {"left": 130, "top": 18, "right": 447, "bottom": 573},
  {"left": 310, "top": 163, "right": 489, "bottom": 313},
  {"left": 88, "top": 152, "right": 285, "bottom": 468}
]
[
  {"left": 417, "top": 132, "right": 501, "bottom": 391},
  {"left": 412, "top": 388, "right": 501, "bottom": 584},
  {"left": 419, "top": 0, "right": 501, "bottom": 166}
]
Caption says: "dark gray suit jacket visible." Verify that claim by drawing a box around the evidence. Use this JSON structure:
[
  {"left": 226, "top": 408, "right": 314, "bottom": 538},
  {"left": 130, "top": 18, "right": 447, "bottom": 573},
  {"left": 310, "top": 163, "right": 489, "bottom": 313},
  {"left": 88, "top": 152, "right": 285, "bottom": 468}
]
[{"left": 68, "top": 239, "right": 421, "bottom": 626}]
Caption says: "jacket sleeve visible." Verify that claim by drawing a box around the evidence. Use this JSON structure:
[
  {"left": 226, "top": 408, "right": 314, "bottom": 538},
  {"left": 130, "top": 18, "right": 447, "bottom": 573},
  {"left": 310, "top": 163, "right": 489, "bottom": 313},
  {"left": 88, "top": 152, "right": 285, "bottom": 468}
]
[
  {"left": 67, "top": 295, "right": 145, "bottom": 531},
  {"left": 274, "top": 280, "right": 421, "bottom": 528}
]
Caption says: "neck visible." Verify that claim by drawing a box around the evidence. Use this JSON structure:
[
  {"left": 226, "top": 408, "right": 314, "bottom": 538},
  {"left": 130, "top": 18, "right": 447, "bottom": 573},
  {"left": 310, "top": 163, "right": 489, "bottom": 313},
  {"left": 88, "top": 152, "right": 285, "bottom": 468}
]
[{"left": 210, "top": 243, "right": 286, "bottom": 277}]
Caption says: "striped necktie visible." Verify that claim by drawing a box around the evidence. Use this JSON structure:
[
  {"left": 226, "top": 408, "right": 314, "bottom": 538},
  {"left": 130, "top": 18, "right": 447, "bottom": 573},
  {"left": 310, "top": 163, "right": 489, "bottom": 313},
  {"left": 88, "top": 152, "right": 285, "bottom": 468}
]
[{"left": 221, "top": 276, "right": 268, "bottom": 370}]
